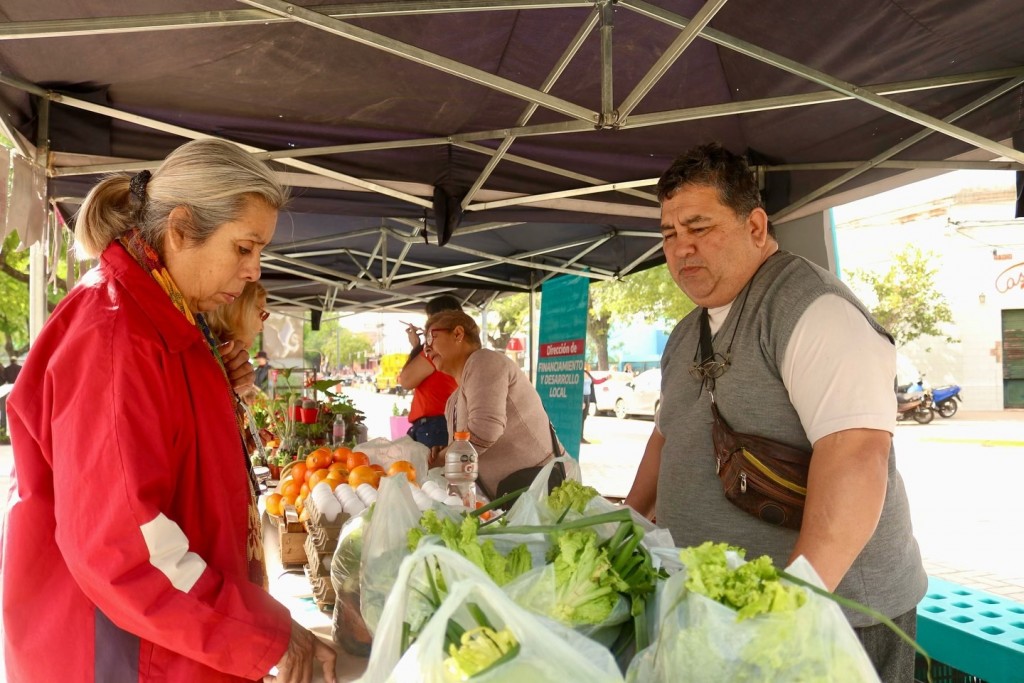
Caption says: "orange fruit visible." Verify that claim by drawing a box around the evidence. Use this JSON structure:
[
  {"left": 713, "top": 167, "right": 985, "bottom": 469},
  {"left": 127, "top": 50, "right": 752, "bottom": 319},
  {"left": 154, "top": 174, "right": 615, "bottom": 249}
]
[
  {"left": 300, "top": 483, "right": 310, "bottom": 497},
  {"left": 280, "top": 479, "right": 300, "bottom": 499},
  {"left": 325, "top": 470, "right": 346, "bottom": 488},
  {"left": 298, "top": 508, "right": 310, "bottom": 523},
  {"left": 332, "top": 447, "right": 352, "bottom": 463},
  {"left": 305, "top": 449, "right": 325, "bottom": 471},
  {"left": 281, "top": 493, "right": 297, "bottom": 508},
  {"left": 387, "top": 460, "right": 416, "bottom": 482},
  {"left": 369, "top": 464, "right": 386, "bottom": 476},
  {"left": 308, "top": 469, "right": 330, "bottom": 489},
  {"left": 327, "top": 462, "right": 348, "bottom": 473},
  {"left": 289, "top": 462, "right": 308, "bottom": 485},
  {"left": 265, "top": 493, "right": 283, "bottom": 517},
  {"left": 346, "top": 451, "right": 370, "bottom": 471},
  {"left": 348, "top": 465, "right": 380, "bottom": 489}
]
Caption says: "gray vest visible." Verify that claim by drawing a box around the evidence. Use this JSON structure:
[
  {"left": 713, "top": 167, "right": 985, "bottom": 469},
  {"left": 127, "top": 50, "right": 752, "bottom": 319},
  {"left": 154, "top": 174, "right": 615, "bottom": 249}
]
[{"left": 657, "top": 251, "right": 926, "bottom": 625}]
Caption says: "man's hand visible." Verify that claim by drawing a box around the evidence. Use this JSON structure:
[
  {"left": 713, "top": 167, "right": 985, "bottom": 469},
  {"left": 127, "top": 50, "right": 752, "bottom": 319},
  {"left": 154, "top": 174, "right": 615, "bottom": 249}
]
[
  {"left": 218, "top": 340, "right": 256, "bottom": 393},
  {"left": 623, "top": 427, "right": 664, "bottom": 520},
  {"left": 266, "top": 620, "right": 336, "bottom": 683}
]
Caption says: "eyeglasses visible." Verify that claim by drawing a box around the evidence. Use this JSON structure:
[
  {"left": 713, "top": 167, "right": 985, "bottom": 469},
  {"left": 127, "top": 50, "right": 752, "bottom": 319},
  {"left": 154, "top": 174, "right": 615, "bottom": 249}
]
[
  {"left": 689, "top": 352, "right": 731, "bottom": 392},
  {"left": 256, "top": 307, "right": 270, "bottom": 322},
  {"left": 425, "top": 328, "right": 451, "bottom": 345}
]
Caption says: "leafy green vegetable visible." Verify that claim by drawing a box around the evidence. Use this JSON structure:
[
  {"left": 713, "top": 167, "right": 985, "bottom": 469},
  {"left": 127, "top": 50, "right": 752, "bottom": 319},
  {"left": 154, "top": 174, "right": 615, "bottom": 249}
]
[
  {"left": 547, "top": 529, "right": 628, "bottom": 625},
  {"left": 443, "top": 626, "right": 520, "bottom": 680},
  {"left": 679, "top": 542, "right": 806, "bottom": 621},
  {"left": 408, "top": 510, "right": 533, "bottom": 587},
  {"left": 547, "top": 480, "right": 600, "bottom": 515}
]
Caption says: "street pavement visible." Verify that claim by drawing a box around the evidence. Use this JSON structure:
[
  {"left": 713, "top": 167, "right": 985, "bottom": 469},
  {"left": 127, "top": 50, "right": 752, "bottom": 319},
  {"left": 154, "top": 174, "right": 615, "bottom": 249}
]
[{"left": 1, "top": 389, "right": 1021, "bottom": 602}]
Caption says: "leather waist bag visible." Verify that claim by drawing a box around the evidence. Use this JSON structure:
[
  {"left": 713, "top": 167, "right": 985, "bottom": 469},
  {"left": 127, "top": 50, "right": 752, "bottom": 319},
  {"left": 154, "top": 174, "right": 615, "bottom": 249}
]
[{"left": 710, "top": 402, "right": 811, "bottom": 530}]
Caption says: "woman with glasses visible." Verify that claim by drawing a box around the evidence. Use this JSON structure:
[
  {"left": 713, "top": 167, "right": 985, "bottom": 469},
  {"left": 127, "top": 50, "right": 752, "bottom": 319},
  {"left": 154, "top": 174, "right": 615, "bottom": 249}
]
[{"left": 422, "top": 310, "right": 566, "bottom": 499}]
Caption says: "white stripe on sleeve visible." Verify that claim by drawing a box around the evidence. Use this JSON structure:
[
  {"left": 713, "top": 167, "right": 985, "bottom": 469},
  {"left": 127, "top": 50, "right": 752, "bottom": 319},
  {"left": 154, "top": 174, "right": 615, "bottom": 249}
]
[{"left": 139, "top": 513, "right": 207, "bottom": 593}]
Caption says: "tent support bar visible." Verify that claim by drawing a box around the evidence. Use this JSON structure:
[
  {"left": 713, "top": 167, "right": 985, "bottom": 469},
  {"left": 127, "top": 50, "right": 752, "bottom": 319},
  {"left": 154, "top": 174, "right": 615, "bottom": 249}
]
[
  {"left": 767, "top": 160, "right": 1024, "bottom": 172},
  {"left": 538, "top": 233, "right": 617, "bottom": 285},
  {"left": 467, "top": 177, "right": 656, "bottom": 211},
  {"left": 240, "top": 0, "right": 598, "bottom": 124},
  {"left": 599, "top": 0, "right": 614, "bottom": 124},
  {"left": 29, "top": 96, "right": 49, "bottom": 344},
  {"left": 443, "top": 241, "right": 617, "bottom": 280},
  {"left": 456, "top": 141, "right": 658, "bottom": 203},
  {"left": 620, "top": 241, "right": 665, "bottom": 278},
  {"left": 617, "top": 0, "right": 728, "bottom": 121},
  {"left": 461, "top": 10, "right": 599, "bottom": 209},
  {"left": 622, "top": 0, "right": 1024, "bottom": 164},
  {"left": 0, "top": 1, "right": 588, "bottom": 40},
  {"left": 774, "top": 76, "right": 1024, "bottom": 220}
]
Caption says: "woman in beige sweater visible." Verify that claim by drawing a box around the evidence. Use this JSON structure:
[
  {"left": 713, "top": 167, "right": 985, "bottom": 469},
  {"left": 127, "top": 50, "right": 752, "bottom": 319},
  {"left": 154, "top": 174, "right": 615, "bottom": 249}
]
[{"left": 423, "top": 310, "right": 565, "bottom": 498}]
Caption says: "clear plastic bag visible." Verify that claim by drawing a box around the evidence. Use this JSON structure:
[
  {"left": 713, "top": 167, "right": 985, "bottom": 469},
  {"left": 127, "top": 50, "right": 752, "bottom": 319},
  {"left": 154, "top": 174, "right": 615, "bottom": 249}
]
[
  {"left": 379, "top": 572, "right": 625, "bottom": 683},
  {"left": 359, "top": 474, "right": 423, "bottom": 633},
  {"left": 360, "top": 546, "right": 496, "bottom": 683},
  {"left": 626, "top": 556, "right": 880, "bottom": 683},
  {"left": 502, "top": 561, "right": 631, "bottom": 646},
  {"left": 504, "top": 456, "right": 674, "bottom": 550},
  {"left": 331, "top": 509, "right": 373, "bottom": 656},
  {"left": 354, "top": 436, "right": 430, "bottom": 485}
]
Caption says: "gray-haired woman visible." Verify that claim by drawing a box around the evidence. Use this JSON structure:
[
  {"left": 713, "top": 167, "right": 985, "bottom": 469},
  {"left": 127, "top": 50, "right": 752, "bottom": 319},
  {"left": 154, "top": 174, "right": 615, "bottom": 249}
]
[{"left": 3, "top": 139, "right": 336, "bottom": 683}]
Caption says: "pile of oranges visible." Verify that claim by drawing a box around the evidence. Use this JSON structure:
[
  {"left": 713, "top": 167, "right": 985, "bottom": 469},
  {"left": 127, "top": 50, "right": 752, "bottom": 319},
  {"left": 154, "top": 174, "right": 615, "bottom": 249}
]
[{"left": 265, "top": 445, "right": 417, "bottom": 520}]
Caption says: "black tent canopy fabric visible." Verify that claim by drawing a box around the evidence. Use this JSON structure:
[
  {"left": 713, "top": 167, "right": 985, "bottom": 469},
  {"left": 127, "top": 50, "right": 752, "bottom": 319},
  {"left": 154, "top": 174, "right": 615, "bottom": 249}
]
[{"left": 1, "top": 0, "right": 1022, "bottom": 313}]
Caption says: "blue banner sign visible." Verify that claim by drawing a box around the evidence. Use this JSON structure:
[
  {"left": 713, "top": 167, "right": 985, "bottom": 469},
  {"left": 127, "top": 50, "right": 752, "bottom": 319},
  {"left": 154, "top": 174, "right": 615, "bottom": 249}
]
[{"left": 537, "top": 274, "right": 589, "bottom": 459}]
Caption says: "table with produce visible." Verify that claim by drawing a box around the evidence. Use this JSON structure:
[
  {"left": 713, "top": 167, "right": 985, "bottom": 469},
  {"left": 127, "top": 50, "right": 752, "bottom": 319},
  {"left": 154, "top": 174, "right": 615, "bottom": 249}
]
[{"left": 261, "top": 434, "right": 913, "bottom": 682}]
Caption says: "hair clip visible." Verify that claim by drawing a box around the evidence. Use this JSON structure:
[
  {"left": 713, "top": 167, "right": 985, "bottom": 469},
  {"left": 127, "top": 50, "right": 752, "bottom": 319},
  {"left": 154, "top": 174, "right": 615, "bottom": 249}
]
[{"left": 129, "top": 170, "right": 152, "bottom": 201}]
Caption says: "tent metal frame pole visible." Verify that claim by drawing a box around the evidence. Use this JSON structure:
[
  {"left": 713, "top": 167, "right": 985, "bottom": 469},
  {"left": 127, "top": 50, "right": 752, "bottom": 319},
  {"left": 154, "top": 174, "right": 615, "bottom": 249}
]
[
  {"left": 239, "top": 0, "right": 599, "bottom": 124},
  {"left": 28, "top": 96, "right": 49, "bottom": 344},
  {"left": 774, "top": 76, "right": 1024, "bottom": 220},
  {"left": 468, "top": 177, "right": 656, "bottom": 211},
  {"left": 616, "top": 0, "right": 728, "bottom": 121},
  {"left": 767, "top": 160, "right": 1024, "bottom": 172},
  {"left": 0, "top": 1, "right": 588, "bottom": 40},
  {"left": 598, "top": 0, "right": 614, "bottom": 125},
  {"left": 443, "top": 240, "right": 618, "bottom": 280},
  {"left": 460, "top": 10, "right": 599, "bottom": 209},
  {"left": 455, "top": 141, "right": 658, "bottom": 203},
  {"left": 537, "top": 233, "right": 616, "bottom": 285},
  {"left": 621, "top": 0, "right": 1024, "bottom": 164}
]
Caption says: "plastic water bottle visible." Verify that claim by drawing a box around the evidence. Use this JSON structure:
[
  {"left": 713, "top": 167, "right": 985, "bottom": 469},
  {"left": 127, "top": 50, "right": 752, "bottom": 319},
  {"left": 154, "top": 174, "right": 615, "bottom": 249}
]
[
  {"left": 332, "top": 414, "right": 346, "bottom": 447},
  {"left": 445, "top": 431, "right": 479, "bottom": 509}
]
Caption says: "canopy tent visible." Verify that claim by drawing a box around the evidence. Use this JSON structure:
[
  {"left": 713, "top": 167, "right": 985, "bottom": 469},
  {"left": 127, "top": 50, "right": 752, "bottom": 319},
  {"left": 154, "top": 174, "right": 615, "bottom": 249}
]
[{"left": 1, "top": 0, "right": 1023, "bottom": 316}]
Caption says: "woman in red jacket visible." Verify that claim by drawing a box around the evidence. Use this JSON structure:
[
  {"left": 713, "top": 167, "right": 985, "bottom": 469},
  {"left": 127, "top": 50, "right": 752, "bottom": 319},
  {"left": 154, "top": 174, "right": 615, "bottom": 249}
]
[{"left": 1, "top": 139, "right": 335, "bottom": 683}]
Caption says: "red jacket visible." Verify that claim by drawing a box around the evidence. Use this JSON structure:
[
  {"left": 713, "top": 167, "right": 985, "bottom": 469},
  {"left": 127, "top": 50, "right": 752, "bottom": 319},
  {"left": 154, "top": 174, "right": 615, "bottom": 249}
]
[{"left": 1, "top": 242, "right": 290, "bottom": 682}]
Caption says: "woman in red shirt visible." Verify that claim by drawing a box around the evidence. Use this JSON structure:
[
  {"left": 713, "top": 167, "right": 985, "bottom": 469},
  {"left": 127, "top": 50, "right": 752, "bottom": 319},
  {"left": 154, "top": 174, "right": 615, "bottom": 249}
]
[{"left": 398, "top": 295, "right": 462, "bottom": 463}]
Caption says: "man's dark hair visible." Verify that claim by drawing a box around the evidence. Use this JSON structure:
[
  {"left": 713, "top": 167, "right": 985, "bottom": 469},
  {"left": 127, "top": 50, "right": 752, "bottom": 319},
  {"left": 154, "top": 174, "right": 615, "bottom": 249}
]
[
  {"left": 657, "top": 143, "right": 775, "bottom": 238},
  {"left": 425, "top": 294, "right": 463, "bottom": 316}
]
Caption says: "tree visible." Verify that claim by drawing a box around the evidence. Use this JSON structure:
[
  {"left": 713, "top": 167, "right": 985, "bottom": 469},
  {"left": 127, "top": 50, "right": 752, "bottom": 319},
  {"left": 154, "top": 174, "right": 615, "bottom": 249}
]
[
  {"left": 846, "top": 245, "right": 956, "bottom": 347},
  {"left": 303, "top": 319, "right": 374, "bottom": 371},
  {"left": 485, "top": 293, "right": 529, "bottom": 351},
  {"left": 587, "top": 264, "right": 695, "bottom": 369}
]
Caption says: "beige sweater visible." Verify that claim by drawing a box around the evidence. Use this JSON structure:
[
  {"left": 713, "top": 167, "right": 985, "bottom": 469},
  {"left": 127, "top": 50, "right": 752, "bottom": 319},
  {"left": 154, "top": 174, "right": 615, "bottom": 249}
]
[{"left": 445, "top": 348, "right": 563, "bottom": 496}]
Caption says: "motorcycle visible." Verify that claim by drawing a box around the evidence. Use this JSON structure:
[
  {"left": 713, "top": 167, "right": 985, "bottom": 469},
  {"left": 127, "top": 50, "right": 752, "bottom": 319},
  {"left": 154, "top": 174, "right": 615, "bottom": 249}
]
[
  {"left": 930, "top": 384, "right": 962, "bottom": 418},
  {"left": 896, "top": 384, "right": 935, "bottom": 424}
]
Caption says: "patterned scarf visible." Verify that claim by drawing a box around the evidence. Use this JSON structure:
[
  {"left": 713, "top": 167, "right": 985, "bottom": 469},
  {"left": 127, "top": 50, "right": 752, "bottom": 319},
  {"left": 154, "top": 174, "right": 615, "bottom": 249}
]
[{"left": 118, "top": 228, "right": 268, "bottom": 589}]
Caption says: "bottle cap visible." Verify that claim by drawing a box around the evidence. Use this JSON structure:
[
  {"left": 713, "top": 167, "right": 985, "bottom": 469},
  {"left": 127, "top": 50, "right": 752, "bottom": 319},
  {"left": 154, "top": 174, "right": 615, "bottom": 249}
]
[{"left": 454, "top": 431, "right": 470, "bottom": 440}]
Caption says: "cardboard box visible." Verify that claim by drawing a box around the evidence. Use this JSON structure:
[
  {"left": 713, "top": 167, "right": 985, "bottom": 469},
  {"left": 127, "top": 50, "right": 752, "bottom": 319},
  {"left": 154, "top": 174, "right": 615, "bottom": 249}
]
[{"left": 278, "top": 506, "right": 308, "bottom": 566}]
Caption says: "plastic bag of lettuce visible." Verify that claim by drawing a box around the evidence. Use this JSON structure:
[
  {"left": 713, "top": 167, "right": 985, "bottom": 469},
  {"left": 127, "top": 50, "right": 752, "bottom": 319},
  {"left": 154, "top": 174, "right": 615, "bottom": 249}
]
[
  {"left": 376, "top": 560, "right": 625, "bottom": 683},
  {"left": 626, "top": 542, "right": 879, "bottom": 683}
]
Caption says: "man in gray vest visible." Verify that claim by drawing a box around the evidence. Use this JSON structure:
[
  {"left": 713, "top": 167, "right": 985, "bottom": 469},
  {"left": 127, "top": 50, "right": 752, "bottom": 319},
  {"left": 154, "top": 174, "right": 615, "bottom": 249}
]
[{"left": 624, "top": 143, "right": 926, "bottom": 682}]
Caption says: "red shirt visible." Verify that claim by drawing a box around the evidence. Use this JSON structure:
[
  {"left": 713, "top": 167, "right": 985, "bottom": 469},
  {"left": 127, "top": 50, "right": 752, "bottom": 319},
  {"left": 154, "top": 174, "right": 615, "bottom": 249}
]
[
  {"left": 1, "top": 242, "right": 289, "bottom": 682},
  {"left": 407, "top": 352, "right": 458, "bottom": 422}
]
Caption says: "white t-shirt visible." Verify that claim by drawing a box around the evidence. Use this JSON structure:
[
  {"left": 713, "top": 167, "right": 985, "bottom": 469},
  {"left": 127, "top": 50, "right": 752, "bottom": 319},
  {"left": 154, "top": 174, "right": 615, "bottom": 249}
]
[{"left": 701, "top": 293, "right": 896, "bottom": 444}]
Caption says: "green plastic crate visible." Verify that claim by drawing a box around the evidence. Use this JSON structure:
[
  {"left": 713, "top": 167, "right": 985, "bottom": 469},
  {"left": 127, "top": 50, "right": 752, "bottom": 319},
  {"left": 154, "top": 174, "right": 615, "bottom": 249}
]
[{"left": 916, "top": 577, "right": 1024, "bottom": 683}]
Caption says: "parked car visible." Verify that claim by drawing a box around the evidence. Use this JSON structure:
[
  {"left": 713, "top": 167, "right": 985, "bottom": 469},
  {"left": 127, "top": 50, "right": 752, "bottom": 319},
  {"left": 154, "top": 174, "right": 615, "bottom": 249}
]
[
  {"left": 612, "top": 368, "right": 662, "bottom": 420},
  {"left": 590, "top": 370, "right": 635, "bottom": 416}
]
